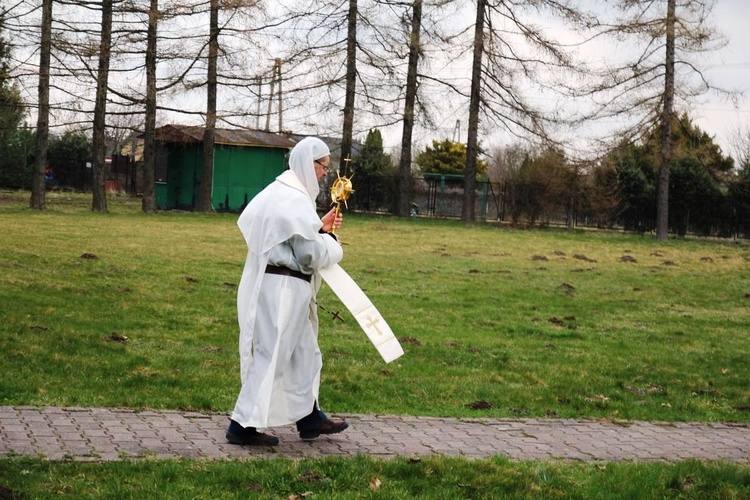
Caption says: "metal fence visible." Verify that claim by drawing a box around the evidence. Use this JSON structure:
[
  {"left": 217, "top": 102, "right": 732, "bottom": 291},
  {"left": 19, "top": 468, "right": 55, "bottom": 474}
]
[
  {"left": 337, "top": 173, "right": 562, "bottom": 223},
  {"left": 333, "top": 172, "right": 750, "bottom": 239}
]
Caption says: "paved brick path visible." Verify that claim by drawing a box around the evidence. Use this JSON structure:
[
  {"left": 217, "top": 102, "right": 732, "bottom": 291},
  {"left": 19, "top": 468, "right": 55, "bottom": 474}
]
[{"left": 1, "top": 406, "right": 748, "bottom": 463}]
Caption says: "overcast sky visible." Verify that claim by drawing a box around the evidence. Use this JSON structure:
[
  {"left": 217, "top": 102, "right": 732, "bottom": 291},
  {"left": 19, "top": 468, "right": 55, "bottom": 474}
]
[
  {"left": 380, "top": 0, "right": 750, "bottom": 161},
  {"left": 10, "top": 0, "right": 746, "bottom": 161},
  {"left": 690, "top": 0, "right": 750, "bottom": 158}
]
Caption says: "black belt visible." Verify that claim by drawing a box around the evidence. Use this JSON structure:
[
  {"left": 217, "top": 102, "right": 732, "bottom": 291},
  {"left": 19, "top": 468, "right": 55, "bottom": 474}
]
[{"left": 265, "top": 264, "right": 311, "bottom": 283}]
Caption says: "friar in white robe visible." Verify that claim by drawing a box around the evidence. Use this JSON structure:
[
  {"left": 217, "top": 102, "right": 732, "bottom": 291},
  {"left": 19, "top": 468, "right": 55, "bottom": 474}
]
[{"left": 226, "top": 137, "right": 348, "bottom": 446}]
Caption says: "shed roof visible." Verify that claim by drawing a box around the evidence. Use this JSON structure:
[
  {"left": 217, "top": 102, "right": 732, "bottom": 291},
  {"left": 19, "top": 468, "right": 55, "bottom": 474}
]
[{"left": 154, "top": 124, "right": 296, "bottom": 149}]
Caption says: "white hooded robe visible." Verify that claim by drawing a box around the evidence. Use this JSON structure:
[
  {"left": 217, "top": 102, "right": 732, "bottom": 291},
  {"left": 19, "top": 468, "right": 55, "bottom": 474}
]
[{"left": 231, "top": 137, "right": 343, "bottom": 429}]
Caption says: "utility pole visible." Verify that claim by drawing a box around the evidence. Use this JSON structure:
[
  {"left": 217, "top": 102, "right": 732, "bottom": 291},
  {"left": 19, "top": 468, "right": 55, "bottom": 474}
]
[
  {"left": 265, "top": 70, "right": 275, "bottom": 132},
  {"left": 276, "top": 59, "right": 283, "bottom": 133},
  {"left": 256, "top": 76, "right": 262, "bottom": 129},
  {"left": 264, "top": 59, "right": 283, "bottom": 132}
]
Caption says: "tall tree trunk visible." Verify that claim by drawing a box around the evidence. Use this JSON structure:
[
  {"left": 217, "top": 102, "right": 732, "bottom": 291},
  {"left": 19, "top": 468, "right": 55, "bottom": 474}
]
[
  {"left": 397, "top": 0, "right": 422, "bottom": 218},
  {"left": 30, "top": 0, "right": 52, "bottom": 210},
  {"left": 340, "top": 0, "right": 357, "bottom": 172},
  {"left": 141, "top": 0, "right": 158, "bottom": 213},
  {"left": 91, "top": 0, "right": 113, "bottom": 212},
  {"left": 462, "top": 0, "right": 485, "bottom": 222},
  {"left": 656, "top": 0, "right": 676, "bottom": 241},
  {"left": 200, "top": 0, "right": 218, "bottom": 212}
]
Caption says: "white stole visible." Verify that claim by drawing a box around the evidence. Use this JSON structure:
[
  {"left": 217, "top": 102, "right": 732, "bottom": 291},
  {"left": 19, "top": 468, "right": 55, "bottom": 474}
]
[{"left": 319, "top": 264, "right": 404, "bottom": 364}]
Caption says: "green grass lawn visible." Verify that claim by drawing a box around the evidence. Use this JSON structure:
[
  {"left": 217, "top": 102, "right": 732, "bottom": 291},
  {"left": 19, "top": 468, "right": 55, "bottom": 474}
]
[
  {"left": 2, "top": 455, "right": 749, "bottom": 499},
  {"left": 1, "top": 190, "right": 749, "bottom": 498}
]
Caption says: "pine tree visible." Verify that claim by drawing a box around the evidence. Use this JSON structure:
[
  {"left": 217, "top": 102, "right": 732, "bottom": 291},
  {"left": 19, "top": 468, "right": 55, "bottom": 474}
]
[
  {"left": 351, "top": 129, "right": 393, "bottom": 212},
  {"left": 580, "top": 0, "right": 726, "bottom": 240},
  {"left": 416, "top": 139, "right": 487, "bottom": 177},
  {"left": 0, "top": 12, "right": 27, "bottom": 189},
  {"left": 0, "top": 13, "right": 25, "bottom": 151}
]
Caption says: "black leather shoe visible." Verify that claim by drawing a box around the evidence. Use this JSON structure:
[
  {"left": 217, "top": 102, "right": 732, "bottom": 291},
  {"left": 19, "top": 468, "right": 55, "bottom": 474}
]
[
  {"left": 299, "top": 417, "right": 349, "bottom": 440},
  {"left": 226, "top": 430, "right": 279, "bottom": 446}
]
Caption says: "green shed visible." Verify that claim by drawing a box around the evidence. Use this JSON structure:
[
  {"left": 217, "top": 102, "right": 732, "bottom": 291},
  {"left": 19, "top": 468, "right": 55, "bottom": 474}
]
[{"left": 153, "top": 125, "right": 296, "bottom": 211}]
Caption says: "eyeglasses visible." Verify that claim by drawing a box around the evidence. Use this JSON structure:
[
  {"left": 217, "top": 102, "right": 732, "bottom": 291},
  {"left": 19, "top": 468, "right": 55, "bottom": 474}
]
[{"left": 314, "top": 159, "right": 330, "bottom": 170}]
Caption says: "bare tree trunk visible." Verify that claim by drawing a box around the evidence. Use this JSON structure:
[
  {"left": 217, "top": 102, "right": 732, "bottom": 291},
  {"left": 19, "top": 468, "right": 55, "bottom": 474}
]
[
  {"left": 200, "top": 0, "right": 218, "bottom": 212},
  {"left": 92, "top": 0, "right": 113, "bottom": 212},
  {"left": 656, "top": 0, "right": 676, "bottom": 241},
  {"left": 141, "top": 0, "right": 158, "bottom": 213},
  {"left": 30, "top": 0, "right": 52, "bottom": 210},
  {"left": 567, "top": 164, "right": 578, "bottom": 230},
  {"left": 340, "top": 0, "right": 357, "bottom": 171},
  {"left": 397, "top": 0, "right": 422, "bottom": 218},
  {"left": 463, "top": 0, "right": 485, "bottom": 223}
]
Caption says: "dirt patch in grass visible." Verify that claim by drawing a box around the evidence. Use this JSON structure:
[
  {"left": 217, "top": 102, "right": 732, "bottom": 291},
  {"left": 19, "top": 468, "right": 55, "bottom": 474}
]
[{"left": 466, "top": 399, "right": 493, "bottom": 410}]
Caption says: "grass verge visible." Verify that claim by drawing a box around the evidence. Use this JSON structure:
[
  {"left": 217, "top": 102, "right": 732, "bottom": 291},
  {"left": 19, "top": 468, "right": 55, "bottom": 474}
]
[{"left": 1, "top": 455, "right": 749, "bottom": 499}]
